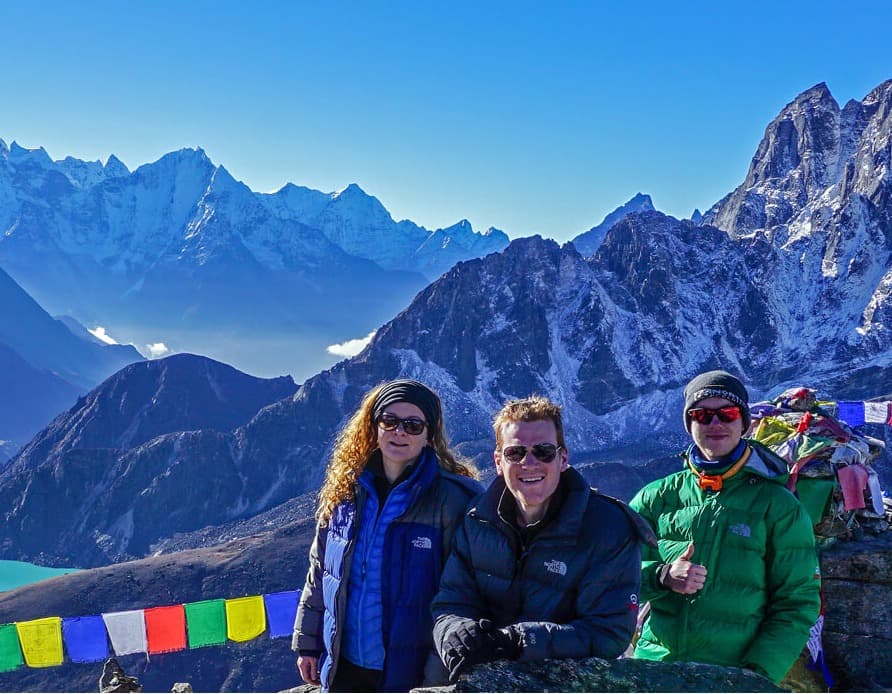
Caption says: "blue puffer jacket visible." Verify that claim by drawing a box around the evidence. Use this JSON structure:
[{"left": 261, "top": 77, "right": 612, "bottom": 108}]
[{"left": 293, "top": 447, "right": 481, "bottom": 692}]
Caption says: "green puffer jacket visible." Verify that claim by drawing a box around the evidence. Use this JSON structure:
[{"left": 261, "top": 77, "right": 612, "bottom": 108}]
[{"left": 629, "top": 440, "right": 820, "bottom": 683}]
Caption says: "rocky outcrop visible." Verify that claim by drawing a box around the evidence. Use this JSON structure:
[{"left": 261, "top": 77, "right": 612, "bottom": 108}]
[
  {"left": 417, "top": 657, "right": 781, "bottom": 693},
  {"left": 820, "top": 531, "right": 892, "bottom": 691}
]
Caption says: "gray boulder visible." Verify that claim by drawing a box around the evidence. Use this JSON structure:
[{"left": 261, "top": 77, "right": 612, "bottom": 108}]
[{"left": 415, "top": 657, "right": 781, "bottom": 692}]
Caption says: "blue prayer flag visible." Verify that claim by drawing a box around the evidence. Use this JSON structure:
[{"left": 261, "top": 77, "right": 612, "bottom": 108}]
[
  {"left": 63, "top": 615, "right": 109, "bottom": 663},
  {"left": 263, "top": 591, "right": 299, "bottom": 639},
  {"left": 837, "top": 402, "right": 866, "bottom": 427}
]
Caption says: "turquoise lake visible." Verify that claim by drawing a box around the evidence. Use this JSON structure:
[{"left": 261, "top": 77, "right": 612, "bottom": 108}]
[{"left": 0, "top": 560, "right": 79, "bottom": 592}]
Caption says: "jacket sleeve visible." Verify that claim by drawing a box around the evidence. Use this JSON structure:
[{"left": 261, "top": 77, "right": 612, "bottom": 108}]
[
  {"left": 513, "top": 508, "right": 644, "bottom": 661},
  {"left": 629, "top": 482, "right": 673, "bottom": 603},
  {"left": 430, "top": 517, "right": 487, "bottom": 660},
  {"left": 292, "top": 521, "right": 328, "bottom": 654},
  {"left": 740, "top": 498, "right": 821, "bottom": 683}
]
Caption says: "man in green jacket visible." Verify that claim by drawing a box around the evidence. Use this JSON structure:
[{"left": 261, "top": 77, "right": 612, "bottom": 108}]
[{"left": 629, "top": 370, "right": 821, "bottom": 684}]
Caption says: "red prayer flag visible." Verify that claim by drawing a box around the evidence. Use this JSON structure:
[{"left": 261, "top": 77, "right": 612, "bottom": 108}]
[{"left": 144, "top": 605, "right": 186, "bottom": 654}]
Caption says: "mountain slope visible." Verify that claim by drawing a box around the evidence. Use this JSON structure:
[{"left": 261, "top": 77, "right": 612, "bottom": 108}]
[
  {"left": 0, "top": 343, "right": 81, "bottom": 461},
  {"left": 0, "top": 264, "right": 143, "bottom": 390},
  {"left": 0, "top": 263, "right": 143, "bottom": 455}
]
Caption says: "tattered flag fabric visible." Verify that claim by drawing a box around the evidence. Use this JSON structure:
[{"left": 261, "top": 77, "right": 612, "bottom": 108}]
[
  {"left": 225, "top": 596, "right": 267, "bottom": 642},
  {"left": 102, "top": 610, "right": 147, "bottom": 656},
  {"left": 62, "top": 615, "right": 109, "bottom": 663},
  {"left": 864, "top": 401, "right": 890, "bottom": 424},
  {"left": 145, "top": 605, "right": 187, "bottom": 654},
  {"left": 15, "top": 617, "right": 64, "bottom": 667},
  {"left": 263, "top": 591, "right": 299, "bottom": 639},
  {"left": 184, "top": 599, "right": 227, "bottom": 648},
  {"left": 867, "top": 469, "right": 885, "bottom": 516},
  {"left": 837, "top": 464, "right": 869, "bottom": 511},
  {"left": 0, "top": 624, "right": 23, "bottom": 672}
]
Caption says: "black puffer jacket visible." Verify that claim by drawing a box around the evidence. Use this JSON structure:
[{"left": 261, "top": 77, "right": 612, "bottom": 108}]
[{"left": 432, "top": 467, "right": 656, "bottom": 663}]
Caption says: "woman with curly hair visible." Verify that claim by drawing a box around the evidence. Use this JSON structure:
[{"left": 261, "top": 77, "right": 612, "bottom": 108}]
[{"left": 293, "top": 379, "right": 481, "bottom": 692}]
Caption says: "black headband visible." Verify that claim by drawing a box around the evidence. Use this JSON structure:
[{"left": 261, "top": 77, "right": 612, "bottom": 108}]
[{"left": 371, "top": 379, "right": 441, "bottom": 435}]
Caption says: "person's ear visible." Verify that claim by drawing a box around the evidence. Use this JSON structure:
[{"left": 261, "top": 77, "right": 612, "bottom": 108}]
[
  {"left": 560, "top": 447, "right": 569, "bottom": 472},
  {"left": 494, "top": 449, "right": 505, "bottom": 477}
]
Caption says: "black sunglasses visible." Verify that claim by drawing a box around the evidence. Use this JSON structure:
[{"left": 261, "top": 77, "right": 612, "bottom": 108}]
[
  {"left": 687, "top": 406, "right": 742, "bottom": 425},
  {"left": 501, "top": 443, "right": 562, "bottom": 464},
  {"left": 376, "top": 413, "right": 428, "bottom": 436}
]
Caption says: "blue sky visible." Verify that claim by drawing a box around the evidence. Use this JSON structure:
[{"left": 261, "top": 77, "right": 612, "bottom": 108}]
[{"left": 3, "top": 1, "right": 890, "bottom": 242}]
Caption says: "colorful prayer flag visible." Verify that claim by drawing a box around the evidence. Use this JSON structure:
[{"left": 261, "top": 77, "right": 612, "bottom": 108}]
[
  {"left": 184, "top": 599, "right": 227, "bottom": 649},
  {"left": 62, "top": 615, "right": 109, "bottom": 663},
  {"left": 102, "top": 610, "right": 147, "bottom": 656},
  {"left": 145, "top": 605, "right": 187, "bottom": 654},
  {"left": 263, "top": 591, "right": 299, "bottom": 639},
  {"left": 225, "top": 596, "right": 266, "bottom": 642},
  {"left": 0, "top": 624, "right": 23, "bottom": 673},
  {"left": 864, "top": 401, "right": 890, "bottom": 424},
  {"left": 15, "top": 617, "right": 64, "bottom": 667},
  {"left": 836, "top": 401, "right": 866, "bottom": 427}
]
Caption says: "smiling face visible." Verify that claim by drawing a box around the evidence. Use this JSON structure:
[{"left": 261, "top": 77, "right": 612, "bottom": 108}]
[
  {"left": 689, "top": 396, "right": 745, "bottom": 460},
  {"left": 495, "top": 418, "right": 568, "bottom": 525},
  {"left": 376, "top": 401, "right": 428, "bottom": 475}
]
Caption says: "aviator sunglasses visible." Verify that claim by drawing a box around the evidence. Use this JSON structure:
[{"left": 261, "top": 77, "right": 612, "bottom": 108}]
[
  {"left": 376, "top": 412, "right": 428, "bottom": 436},
  {"left": 687, "top": 405, "right": 742, "bottom": 425},
  {"left": 501, "top": 443, "right": 562, "bottom": 464}
]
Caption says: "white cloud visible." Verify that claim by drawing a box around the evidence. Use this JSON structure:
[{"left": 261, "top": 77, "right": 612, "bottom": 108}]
[
  {"left": 145, "top": 342, "right": 171, "bottom": 359},
  {"left": 89, "top": 326, "right": 118, "bottom": 345},
  {"left": 327, "top": 331, "right": 376, "bottom": 358}
]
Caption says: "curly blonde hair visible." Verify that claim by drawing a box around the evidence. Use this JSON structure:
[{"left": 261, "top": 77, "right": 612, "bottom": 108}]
[{"left": 316, "top": 381, "right": 478, "bottom": 524}]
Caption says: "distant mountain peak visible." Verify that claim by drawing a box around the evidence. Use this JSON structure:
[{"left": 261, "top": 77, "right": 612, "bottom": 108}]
[
  {"left": 703, "top": 77, "right": 891, "bottom": 239},
  {"left": 570, "top": 193, "right": 655, "bottom": 256},
  {"left": 333, "top": 182, "right": 368, "bottom": 198},
  {"left": 0, "top": 138, "right": 8, "bottom": 157},
  {"left": 104, "top": 154, "right": 129, "bottom": 176},
  {"left": 7, "top": 141, "right": 53, "bottom": 166}
]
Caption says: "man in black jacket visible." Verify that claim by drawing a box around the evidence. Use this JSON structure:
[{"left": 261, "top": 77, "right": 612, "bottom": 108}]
[{"left": 430, "top": 396, "right": 655, "bottom": 681}]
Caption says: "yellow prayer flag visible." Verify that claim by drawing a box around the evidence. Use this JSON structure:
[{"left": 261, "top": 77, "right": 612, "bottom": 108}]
[
  {"left": 15, "top": 617, "right": 63, "bottom": 667},
  {"left": 224, "top": 596, "right": 266, "bottom": 642}
]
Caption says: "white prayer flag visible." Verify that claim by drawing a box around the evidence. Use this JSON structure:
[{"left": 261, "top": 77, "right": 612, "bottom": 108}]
[{"left": 102, "top": 610, "right": 147, "bottom": 656}]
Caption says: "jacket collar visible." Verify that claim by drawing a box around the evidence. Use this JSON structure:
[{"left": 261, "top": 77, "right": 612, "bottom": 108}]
[
  {"left": 472, "top": 466, "right": 591, "bottom": 539},
  {"left": 683, "top": 439, "right": 789, "bottom": 485}
]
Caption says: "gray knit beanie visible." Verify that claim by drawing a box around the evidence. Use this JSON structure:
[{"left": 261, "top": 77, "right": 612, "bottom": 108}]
[{"left": 683, "top": 370, "right": 750, "bottom": 432}]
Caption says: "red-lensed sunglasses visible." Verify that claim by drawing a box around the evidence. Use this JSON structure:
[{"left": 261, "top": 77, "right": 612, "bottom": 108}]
[{"left": 687, "top": 405, "right": 742, "bottom": 425}]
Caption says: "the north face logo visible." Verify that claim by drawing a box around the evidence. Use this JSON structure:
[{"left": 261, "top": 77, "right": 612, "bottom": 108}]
[
  {"left": 411, "top": 536, "right": 432, "bottom": 549},
  {"left": 544, "top": 559, "right": 567, "bottom": 576},
  {"left": 729, "top": 523, "right": 751, "bottom": 538}
]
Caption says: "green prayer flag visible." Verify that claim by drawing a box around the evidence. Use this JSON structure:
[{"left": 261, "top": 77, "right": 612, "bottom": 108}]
[
  {"left": 184, "top": 599, "right": 227, "bottom": 648},
  {"left": 796, "top": 476, "right": 837, "bottom": 526},
  {"left": 0, "top": 624, "right": 23, "bottom": 672}
]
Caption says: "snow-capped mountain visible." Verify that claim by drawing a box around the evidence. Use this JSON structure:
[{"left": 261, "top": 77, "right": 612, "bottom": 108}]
[
  {"left": 261, "top": 181, "right": 508, "bottom": 277},
  {"left": 571, "top": 192, "right": 655, "bottom": 256},
  {"left": 2, "top": 80, "right": 891, "bottom": 567},
  {"left": 703, "top": 80, "right": 892, "bottom": 370},
  {"left": 0, "top": 143, "right": 506, "bottom": 378}
]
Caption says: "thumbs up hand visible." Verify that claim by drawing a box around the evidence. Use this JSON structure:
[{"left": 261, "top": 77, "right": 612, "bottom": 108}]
[{"left": 662, "top": 542, "right": 707, "bottom": 594}]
